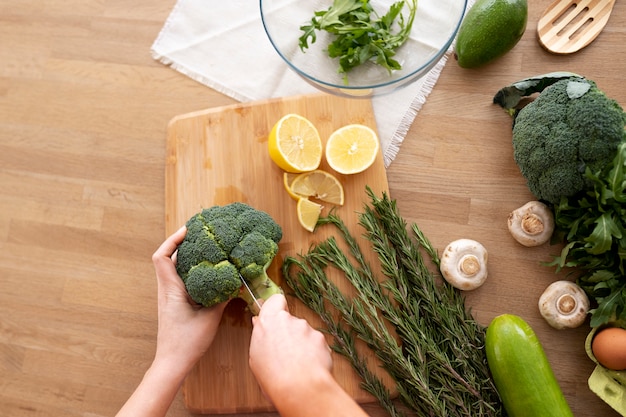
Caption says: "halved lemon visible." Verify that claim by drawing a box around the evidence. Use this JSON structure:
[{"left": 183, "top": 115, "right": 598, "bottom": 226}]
[
  {"left": 268, "top": 114, "right": 322, "bottom": 173},
  {"left": 325, "top": 124, "right": 379, "bottom": 175},
  {"left": 290, "top": 170, "right": 344, "bottom": 206},
  {"left": 296, "top": 197, "right": 322, "bottom": 232}
]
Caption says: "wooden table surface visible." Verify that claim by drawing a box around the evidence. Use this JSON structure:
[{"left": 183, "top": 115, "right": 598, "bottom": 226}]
[{"left": 1, "top": 1, "right": 624, "bottom": 416}]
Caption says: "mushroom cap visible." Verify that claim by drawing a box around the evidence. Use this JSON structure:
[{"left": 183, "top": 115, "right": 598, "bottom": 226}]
[
  {"left": 440, "top": 239, "right": 488, "bottom": 291},
  {"left": 508, "top": 201, "right": 555, "bottom": 247},
  {"left": 538, "top": 280, "right": 590, "bottom": 329}
]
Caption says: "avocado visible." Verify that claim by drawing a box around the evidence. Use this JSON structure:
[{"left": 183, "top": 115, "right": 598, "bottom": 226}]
[{"left": 454, "top": 0, "right": 528, "bottom": 69}]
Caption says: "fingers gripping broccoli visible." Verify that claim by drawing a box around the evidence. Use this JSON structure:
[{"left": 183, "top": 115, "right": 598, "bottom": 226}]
[
  {"left": 494, "top": 73, "right": 626, "bottom": 204},
  {"left": 175, "top": 202, "right": 284, "bottom": 310}
]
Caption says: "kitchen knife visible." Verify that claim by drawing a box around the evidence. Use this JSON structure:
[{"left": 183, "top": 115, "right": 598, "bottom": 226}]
[{"left": 239, "top": 274, "right": 263, "bottom": 315}]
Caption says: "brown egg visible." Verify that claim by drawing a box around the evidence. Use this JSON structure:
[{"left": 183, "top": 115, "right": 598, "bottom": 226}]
[{"left": 591, "top": 326, "right": 626, "bottom": 371}]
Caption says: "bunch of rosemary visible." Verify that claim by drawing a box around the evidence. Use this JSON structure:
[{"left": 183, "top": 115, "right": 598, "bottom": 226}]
[{"left": 282, "top": 188, "right": 504, "bottom": 417}]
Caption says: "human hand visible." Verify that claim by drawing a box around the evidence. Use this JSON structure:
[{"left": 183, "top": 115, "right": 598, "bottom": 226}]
[
  {"left": 248, "top": 294, "right": 333, "bottom": 401},
  {"left": 115, "top": 227, "right": 227, "bottom": 417},
  {"left": 152, "top": 226, "right": 227, "bottom": 374}
]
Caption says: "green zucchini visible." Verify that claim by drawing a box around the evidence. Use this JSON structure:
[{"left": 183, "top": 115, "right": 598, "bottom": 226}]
[{"left": 485, "top": 314, "right": 574, "bottom": 417}]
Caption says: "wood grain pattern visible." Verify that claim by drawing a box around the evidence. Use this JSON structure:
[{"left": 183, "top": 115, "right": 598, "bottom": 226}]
[
  {"left": 165, "top": 95, "right": 392, "bottom": 413},
  {"left": 0, "top": 0, "right": 625, "bottom": 416}
]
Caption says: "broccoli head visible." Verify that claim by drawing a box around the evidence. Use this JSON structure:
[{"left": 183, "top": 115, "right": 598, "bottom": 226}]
[
  {"left": 495, "top": 74, "right": 626, "bottom": 204},
  {"left": 175, "top": 202, "right": 284, "bottom": 310}
]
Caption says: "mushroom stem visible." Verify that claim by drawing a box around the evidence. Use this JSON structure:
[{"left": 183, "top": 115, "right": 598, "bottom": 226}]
[
  {"left": 521, "top": 212, "right": 545, "bottom": 235},
  {"left": 459, "top": 254, "right": 480, "bottom": 276},
  {"left": 556, "top": 293, "right": 577, "bottom": 315}
]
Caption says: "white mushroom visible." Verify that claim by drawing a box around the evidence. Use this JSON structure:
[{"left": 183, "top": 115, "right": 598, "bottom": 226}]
[
  {"left": 508, "top": 201, "right": 555, "bottom": 247},
  {"left": 538, "top": 280, "right": 590, "bottom": 329},
  {"left": 440, "top": 239, "right": 488, "bottom": 291}
]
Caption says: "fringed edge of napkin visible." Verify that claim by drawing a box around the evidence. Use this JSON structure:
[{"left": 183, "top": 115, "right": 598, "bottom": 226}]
[
  {"left": 151, "top": 50, "right": 253, "bottom": 103},
  {"left": 384, "top": 0, "right": 473, "bottom": 167},
  {"left": 150, "top": 0, "right": 254, "bottom": 103},
  {"left": 382, "top": 51, "right": 451, "bottom": 167}
]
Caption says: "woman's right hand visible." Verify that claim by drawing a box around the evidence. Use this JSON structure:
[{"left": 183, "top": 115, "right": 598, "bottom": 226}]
[
  {"left": 249, "top": 294, "right": 368, "bottom": 417},
  {"left": 248, "top": 294, "right": 333, "bottom": 397}
]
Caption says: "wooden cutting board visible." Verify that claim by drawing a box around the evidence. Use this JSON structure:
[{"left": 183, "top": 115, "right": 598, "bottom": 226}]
[{"left": 165, "top": 94, "right": 393, "bottom": 414}]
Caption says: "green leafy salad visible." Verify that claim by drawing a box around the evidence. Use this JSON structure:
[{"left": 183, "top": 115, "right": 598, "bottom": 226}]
[{"left": 299, "top": 0, "right": 418, "bottom": 82}]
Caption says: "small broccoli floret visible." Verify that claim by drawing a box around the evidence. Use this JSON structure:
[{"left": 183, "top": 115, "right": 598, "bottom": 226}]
[
  {"left": 205, "top": 217, "right": 243, "bottom": 255},
  {"left": 237, "top": 210, "right": 283, "bottom": 243},
  {"left": 176, "top": 216, "right": 228, "bottom": 280},
  {"left": 229, "top": 231, "right": 282, "bottom": 311},
  {"left": 501, "top": 76, "right": 626, "bottom": 204},
  {"left": 201, "top": 202, "right": 253, "bottom": 223},
  {"left": 175, "top": 202, "right": 284, "bottom": 310},
  {"left": 185, "top": 260, "right": 240, "bottom": 307},
  {"left": 230, "top": 231, "right": 279, "bottom": 280}
]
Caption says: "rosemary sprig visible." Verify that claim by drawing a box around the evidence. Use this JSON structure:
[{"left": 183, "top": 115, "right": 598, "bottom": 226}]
[
  {"left": 286, "top": 252, "right": 406, "bottom": 417},
  {"left": 283, "top": 188, "right": 504, "bottom": 417}
]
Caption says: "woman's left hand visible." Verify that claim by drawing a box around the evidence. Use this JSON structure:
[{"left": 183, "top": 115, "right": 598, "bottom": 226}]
[{"left": 152, "top": 226, "right": 227, "bottom": 372}]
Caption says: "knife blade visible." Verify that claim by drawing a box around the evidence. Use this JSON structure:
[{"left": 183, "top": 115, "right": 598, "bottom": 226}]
[{"left": 239, "top": 274, "right": 263, "bottom": 315}]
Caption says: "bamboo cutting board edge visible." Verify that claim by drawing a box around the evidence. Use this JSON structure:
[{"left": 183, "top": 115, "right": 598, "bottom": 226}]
[{"left": 164, "top": 94, "right": 395, "bottom": 414}]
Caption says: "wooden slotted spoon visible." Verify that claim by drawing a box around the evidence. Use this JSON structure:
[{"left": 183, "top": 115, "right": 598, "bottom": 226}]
[{"left": 537, "top": 0, "right": 616, "bottom": 54}]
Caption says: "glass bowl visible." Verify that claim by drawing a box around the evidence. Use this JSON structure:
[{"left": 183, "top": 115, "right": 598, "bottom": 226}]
[{"left": 260, "top": 0, "right": 468, "bottom": 98}]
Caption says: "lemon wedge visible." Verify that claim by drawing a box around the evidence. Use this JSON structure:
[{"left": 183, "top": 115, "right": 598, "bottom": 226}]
[
  {"left": 296, "top": 197, "right": 322, "bottom": 232},
  {"left": 325, "top": 124, "right": 379, "bottom": 175},
  {"left": 268, "top": 114, "right": 322, "bottom": 173},
  {"left": 290, "top": 170, "right": 344, "bottom": 206}
]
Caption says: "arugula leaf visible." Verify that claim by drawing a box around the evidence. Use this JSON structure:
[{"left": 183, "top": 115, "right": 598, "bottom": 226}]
[
  {"left": 548, "top": 142, "right": 626, "bottom": 327},
  {"left": 591, "top": 280, "right": 626, "bottom": 327},
  {"left": 318, "top": 0, "right": 364, "bottom": 28},
  {"left": 299, "top": 0, "right": 418, "bottom": 83},
  {"left": 608, "top": 142, "right": 626, "bottom": 202},
  {"left": 585, "top": 212, "right": 622, "bottom": 255}
]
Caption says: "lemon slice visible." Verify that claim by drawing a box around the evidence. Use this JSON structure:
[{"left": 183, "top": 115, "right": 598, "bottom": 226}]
[
  {"left": 325, "top": 124, "right": 379, "bottom": 175},
  {"left": 290, "top": 170, "right": 344, "bottom": 206},
  {"left": 283, "top": 172, "right": 302, "bottom": 200},
  {"left": 296, "top": 197, "right": 322, "bottom": 232},
  {"left": 268, "top": 114, "right": 323, "bottom": 173}
]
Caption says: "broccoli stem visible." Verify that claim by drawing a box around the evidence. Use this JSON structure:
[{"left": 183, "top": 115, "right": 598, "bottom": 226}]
[{"left": 239, "top": 270, "right": 283, "bottom": 315}]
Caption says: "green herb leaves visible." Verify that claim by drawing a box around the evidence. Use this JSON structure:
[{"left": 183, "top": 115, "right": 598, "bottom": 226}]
[
  {"left": 299, "top": 0, "right": 418, "bottom": 81},
  {"left": 547, "top": 142, "right": 626, "bottom": 327}
]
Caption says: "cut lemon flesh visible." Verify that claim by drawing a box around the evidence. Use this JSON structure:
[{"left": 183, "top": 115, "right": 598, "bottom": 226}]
[
  {"left": 290, "top": 170, "right": 344, "bottom": 206},
  {"left": 296, "top": 198, "right": 322, "bottom": 232},
  {"left": 325, "top": 124, "right": 379, "bottom": 175},
  {"left": 283, "top": 172, "right": 302, "bottom": 200},
  {"left": 268, "top": 114, "right": 322, "bottom": 173}
]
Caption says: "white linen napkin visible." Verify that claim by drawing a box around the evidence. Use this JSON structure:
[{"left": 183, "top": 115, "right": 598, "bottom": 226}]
[{"left": 152, "top": 0, "right": 472, "bottom": 167}]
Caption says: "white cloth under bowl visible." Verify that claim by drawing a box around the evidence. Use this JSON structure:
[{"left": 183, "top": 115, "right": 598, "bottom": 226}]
[{"left": 151, "top": 0, "right": 472, "bottom": 167}]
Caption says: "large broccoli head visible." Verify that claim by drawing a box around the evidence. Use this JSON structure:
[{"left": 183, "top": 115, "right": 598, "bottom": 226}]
[
  {"left": 511, "top": 77, "right": 626, "bottom": 204},
  {"left": 175, "top": 202, "right": 283, "bottom": 308}
]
